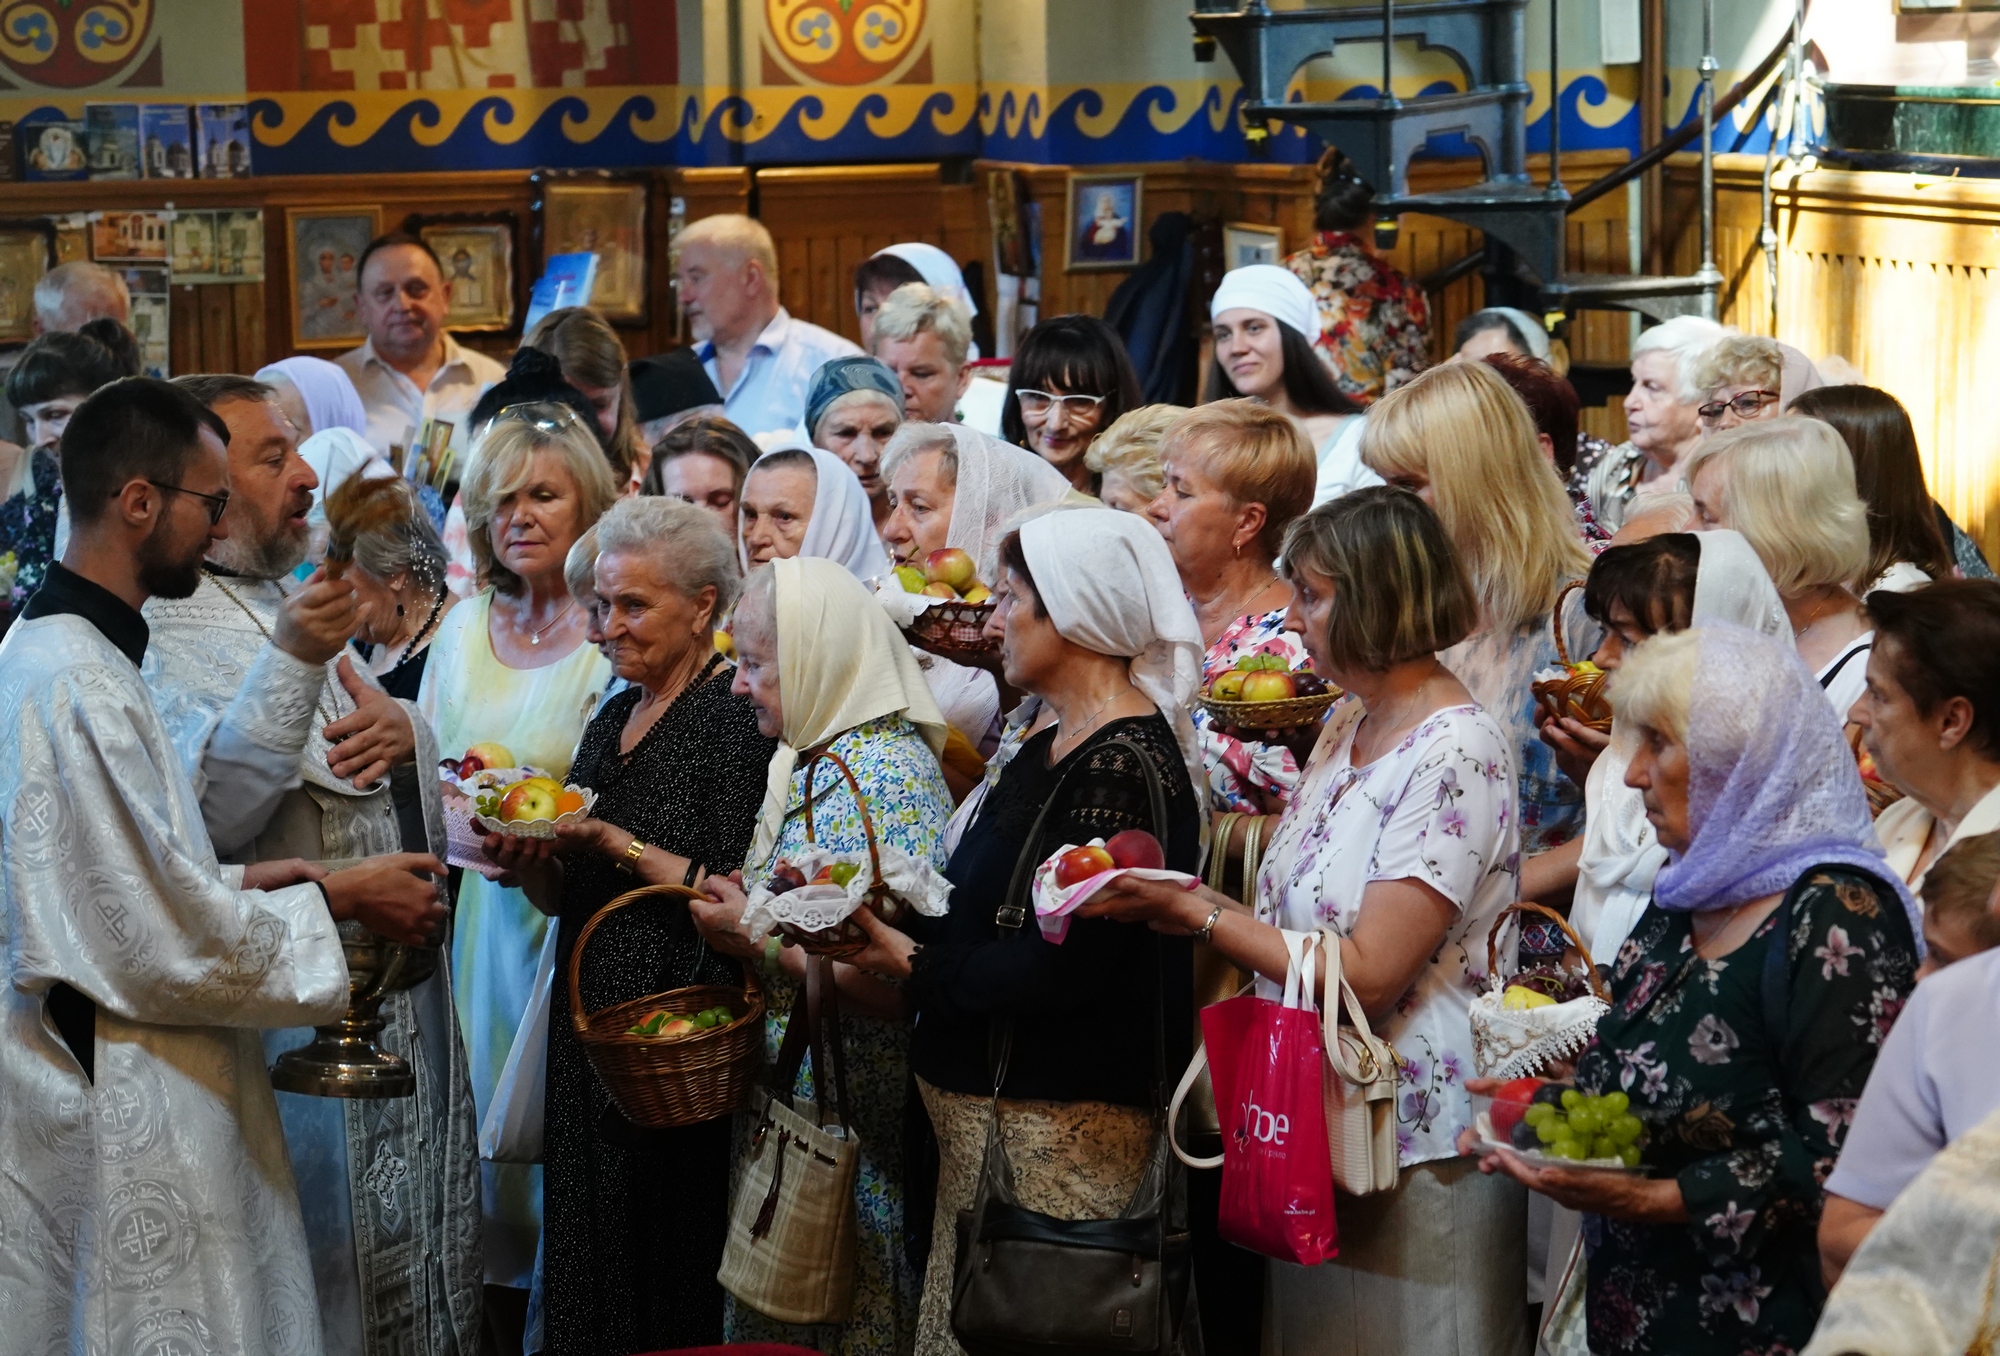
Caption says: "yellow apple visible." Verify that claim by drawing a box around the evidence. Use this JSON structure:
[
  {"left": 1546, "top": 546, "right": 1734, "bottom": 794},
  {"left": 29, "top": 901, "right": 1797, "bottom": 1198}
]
[{"left": 961, "top": 584, "right": 992, "bottom": 605}]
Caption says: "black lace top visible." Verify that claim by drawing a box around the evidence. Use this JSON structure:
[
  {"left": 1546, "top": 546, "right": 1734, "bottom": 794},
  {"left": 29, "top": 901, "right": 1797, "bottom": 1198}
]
[{"left": 908, "top": 712, "right": 1199, "bottom": 1108}]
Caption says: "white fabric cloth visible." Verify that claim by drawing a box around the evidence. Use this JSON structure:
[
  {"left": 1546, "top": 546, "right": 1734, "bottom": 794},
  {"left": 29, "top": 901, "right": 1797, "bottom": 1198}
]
[
  {"left": 1310, "top": 413, "right": 1381, "bottom": 507},
  {"left": 1209, "top": 263, "right": 1319, "bottom": 341},
  {"left": 877, "top": 243, "right": 979, "bottom": 318},
  {"left": 749, "top": 556, "right": 949, "bottom": 869},
  {"left": 336, "top": 334, "right": 506, "bottom": 461},
  {"left": 1482, "top": 307, "right": 1552, "bottom": 361},
  {"left": 1017, "top": 508, "right": 1208, "bottom": 833},
  {"left": 1255, "top": 699, "right": 1521, "bottom": 1167},
  {"left": 915, "top": 649, "right": 1001, "bottom": 753},
  {"left": 1874, "top": 779, "right": 2000, "bottom": 893},
  {"left": 791, "top": 446, "right": 893, "bottom": 583},
  {"left": 1572, "top": 530, "right": 1793, "bottom": 961},
  {"left": 944, "top": 423, "right": 1073, "bottom": 584},
  {"left": 0, "top": 610, "right": 348, "bottom": 1354},
  {"left": 1870, "top": 560, "right": 1932, "bottom": 595},
  {"left": 140, "top": 573, "right": 483, "bottom": 1355},
  {"left": 299, "top": 425, "right": 395, "bottom": 513}
]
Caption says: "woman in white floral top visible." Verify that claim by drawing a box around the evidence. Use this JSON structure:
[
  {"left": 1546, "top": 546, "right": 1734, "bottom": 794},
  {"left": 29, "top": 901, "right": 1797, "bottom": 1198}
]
[{"left": 1083, "top": 486, "right": 1527, "bottom": 1356}]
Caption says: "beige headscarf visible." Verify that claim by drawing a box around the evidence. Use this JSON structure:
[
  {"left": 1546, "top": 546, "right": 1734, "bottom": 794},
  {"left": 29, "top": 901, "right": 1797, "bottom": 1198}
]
[{"left": 746, "top": 555, "right": 950, "bottom": 870}]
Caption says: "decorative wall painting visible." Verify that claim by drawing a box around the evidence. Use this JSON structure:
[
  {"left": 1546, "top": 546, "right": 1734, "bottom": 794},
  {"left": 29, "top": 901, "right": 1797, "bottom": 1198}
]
[{"left": 289, "top": 207, "right": 382, "bottom": 349}]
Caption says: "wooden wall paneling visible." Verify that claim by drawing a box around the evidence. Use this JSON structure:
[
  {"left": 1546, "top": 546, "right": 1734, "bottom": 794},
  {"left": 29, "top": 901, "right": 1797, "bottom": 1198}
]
[
  {"left": 199, "top": 284, "right": 238, "bottom": 374},
  {"left": 231, "top": 283, "right": 265, "bottom": 374},
  {"left": 169, "top": 282, "right": 204, "bottom": 377}
]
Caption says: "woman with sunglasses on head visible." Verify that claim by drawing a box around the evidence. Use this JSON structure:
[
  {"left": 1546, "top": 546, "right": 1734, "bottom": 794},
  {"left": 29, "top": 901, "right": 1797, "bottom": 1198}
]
[
  {"left": 1001, "top": 314, "right": 1143, "bottom": 493},
  {"left": 1204, "top": 265, "right": 1369, "bottom": 506},
  {"left": 415, "top": 402, "right": 620, "bottom": 1322}
]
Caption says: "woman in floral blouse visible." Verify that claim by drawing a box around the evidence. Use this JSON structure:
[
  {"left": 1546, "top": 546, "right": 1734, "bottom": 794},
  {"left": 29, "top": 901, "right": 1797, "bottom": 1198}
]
[
  {"left": 1471, "top": 625, "right": 1920, "bottom": 1356},
  {"left": 1085, "top": 487, "right": 1528, "bottom": 1356},
  {"left": 1281, "top": 148, "right": 1432, "bottom": 405}
]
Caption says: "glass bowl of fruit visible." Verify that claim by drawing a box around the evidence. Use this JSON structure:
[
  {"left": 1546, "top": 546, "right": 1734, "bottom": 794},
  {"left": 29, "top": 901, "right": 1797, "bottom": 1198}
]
[
  {"left": 896, "top": 548, "right": 998, "bottom": 653},
  {"left": 1477, "top": 1080, "right": 1649, "bottom": 1171},
  {"left": 1198, "top": 654, "right": 1341, "bottom": 729}
]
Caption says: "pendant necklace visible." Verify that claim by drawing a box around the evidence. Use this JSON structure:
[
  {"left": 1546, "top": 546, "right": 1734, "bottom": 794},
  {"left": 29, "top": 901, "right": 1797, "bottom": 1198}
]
[{"left": 519, "top": 597, "right": 576, "bottom": 646}]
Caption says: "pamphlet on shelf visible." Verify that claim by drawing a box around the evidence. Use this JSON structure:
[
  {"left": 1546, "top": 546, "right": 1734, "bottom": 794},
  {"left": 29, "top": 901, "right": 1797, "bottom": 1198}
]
[{"left": 523, "top": 252, "right": 597, "bottom": 331}]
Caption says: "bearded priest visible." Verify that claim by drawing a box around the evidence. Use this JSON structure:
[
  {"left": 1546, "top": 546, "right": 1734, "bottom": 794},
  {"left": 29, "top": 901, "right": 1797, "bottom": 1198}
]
[
  {"left": 0, "top": 378, "right": 448, "bottom": 1353},
  {"left": 139, "top": 373, "right": 483, "bottom": 1355}
]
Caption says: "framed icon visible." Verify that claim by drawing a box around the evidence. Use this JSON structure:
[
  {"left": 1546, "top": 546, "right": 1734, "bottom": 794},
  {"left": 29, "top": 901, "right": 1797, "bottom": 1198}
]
[
  {"left": 0, "top": 221, "right": 56, "bottom": 344},
  {"left": 409, "top": 213, "right": 518, "bottom": 333},
  {"left": 1222, "top": 221, "right": 1284, "bottom": 270},
  {"left": 1065, "top": 172, "right": 1142, "bottom": 272},
  {"left": 534, "top": 172, "right": 649, "bottom": 324},
  {"left": 288, "top": 206, "right": 382, "bottom": 350}
]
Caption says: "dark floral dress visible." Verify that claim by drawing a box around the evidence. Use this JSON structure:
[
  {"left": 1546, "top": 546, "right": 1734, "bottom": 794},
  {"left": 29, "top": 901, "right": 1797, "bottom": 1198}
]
[
  {"left": 1573, "top": 867, "right": 1919, "bottom": 1356},
  {"left": 1, "top": 449, "right": 64, "bottom": 614}
]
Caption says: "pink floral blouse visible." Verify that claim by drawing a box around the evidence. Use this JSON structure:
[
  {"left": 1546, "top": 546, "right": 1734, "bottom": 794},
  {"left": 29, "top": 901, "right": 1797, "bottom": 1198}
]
[{"left": 1195, "top": 607, "right": 1312, "bottom": 814}]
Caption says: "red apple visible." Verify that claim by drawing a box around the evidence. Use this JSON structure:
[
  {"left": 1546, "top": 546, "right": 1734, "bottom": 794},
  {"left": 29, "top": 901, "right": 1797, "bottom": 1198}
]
[
  {"left": 1238, "top": 670, "right": 1297, "bottom": 703},
  {"left": 1488, "top": 1077, "right": 1545, "bottom": 1139},
  {"left": 1105, "top": 829, "right": 1164, "bottom": 871},
  {"left": 1053, "top": 845, "right": 1116, "bottom": 888},
  {"left": 926, "top": 547, "right": 977, "bottom": 591}
]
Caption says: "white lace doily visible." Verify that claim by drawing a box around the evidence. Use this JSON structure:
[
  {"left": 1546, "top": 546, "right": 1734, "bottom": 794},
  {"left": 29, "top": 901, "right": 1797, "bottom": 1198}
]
[
  {"left": 873, "top": 572, "right": 934, "bottom": 630},
  {"left": 739, "top": 840, "right": 953, "bottom": 939},
  {"left": 1470, "top": 985, "right": 1609, "bottom": 1080}
]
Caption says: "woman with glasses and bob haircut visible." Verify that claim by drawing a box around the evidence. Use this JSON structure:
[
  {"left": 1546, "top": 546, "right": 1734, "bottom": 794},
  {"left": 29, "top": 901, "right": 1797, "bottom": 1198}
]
[
  {"left": 1082, "top": 487, "right": 1527, "bottom": 1356},
  {"left": 1000, "top": 313, "right": 1143, "bottom": 493},
  {"left": 1691, "top": 333, "right": 1823, "bottom": 433},
  {"left": 415, "top": 402, "right": 620, "bottom": 1314}
]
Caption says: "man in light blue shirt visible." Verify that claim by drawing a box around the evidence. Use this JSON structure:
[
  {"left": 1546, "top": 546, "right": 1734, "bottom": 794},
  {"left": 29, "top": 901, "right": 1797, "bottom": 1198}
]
[{"left": 676, "top": 214, "right": 858, "bottom": 445}]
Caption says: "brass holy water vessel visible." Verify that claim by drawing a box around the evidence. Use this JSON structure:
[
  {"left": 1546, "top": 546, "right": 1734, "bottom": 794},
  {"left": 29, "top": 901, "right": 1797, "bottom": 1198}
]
[{"left": 270, "top": 925, "right": 437, "bottom": 1098}]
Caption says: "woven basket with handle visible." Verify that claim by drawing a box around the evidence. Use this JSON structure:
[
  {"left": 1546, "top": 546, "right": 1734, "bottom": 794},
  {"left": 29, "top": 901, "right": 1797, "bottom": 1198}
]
[
  {"left": 1531, "top": 580, "right": 1613, "bottom": 733},
  {"left": 1484, "top": 901, "right": 1611, "bottom": 1005},
  {"left": 570, "top": 884, "right": 766, "bottom": 1129},
  {"left": 776, "top": 748, "right": 900, "bottom": 960}
]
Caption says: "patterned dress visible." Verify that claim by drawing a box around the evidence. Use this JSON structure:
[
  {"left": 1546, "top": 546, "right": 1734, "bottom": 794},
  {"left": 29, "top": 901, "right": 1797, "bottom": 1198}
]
[
  {"left": 1194, "top": 607, "right": 1311, "bottom": 814},
  {"left": 1573, "top": 868, "right": 1919, "bottom": 1356},
  {"left": 0, "top": 449, "right": 64, "bottom": 614},
  {"left": 727, "top": 716, "right": 953, "bottom": 1356},
  {"left": 540, "top": 668, "right": 775, "bottom": 1356},
  {"left": 1283, "top": 231, "right": 1432, "bottom": 405}
]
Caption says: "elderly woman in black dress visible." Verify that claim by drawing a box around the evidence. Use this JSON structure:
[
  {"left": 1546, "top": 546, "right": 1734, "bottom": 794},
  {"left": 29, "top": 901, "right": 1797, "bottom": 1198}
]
[{"left": 491, "top": 493, "right": 775, "bottom": 1356}]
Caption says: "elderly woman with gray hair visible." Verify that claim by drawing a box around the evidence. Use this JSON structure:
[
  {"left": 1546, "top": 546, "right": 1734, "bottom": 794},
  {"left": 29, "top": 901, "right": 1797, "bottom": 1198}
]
[
  {"left": 1572, "top": 315, "right": 1728, "bottom": 532},
  {"left": 487, "top": 493, "right": 776, "bottom": 1355},
  {"left": 345, "top": 475, "right": 457, "bottom": 701}
]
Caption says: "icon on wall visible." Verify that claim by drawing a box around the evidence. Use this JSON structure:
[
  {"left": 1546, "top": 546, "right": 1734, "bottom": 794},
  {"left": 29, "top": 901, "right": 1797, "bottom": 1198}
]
[
  {"left": 288, "top": 207, "right": 383, "bottom": 350},
  {"left": 170, "top": 210, "right": 265, "bottom": 284},
  {"left": 1065, "top": 173, "right": 1142, "bottom": 273},
  {"left": 411, "top": 215, "right": 518, "bottom": 333},
  {"left": 91, "top": 211, "right": 170, "bottom": 264},
  {"left": 1222, "top": 222, "right": 1284, "bottom": 271},
  {"left": 535, "top": 174, "right": 647, "bottom": 325}
]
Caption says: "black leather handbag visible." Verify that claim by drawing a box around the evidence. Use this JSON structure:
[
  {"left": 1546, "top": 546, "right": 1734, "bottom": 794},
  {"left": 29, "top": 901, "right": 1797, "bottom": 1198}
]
[{"left": 949, "top": 737, "right": 1193, "bottom": 1356}]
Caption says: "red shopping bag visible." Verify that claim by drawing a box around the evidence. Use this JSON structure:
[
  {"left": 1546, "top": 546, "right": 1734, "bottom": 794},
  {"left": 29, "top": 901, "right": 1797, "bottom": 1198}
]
[{"left": 1197, "top": 933, "right": 1336, "bottom": 1265}]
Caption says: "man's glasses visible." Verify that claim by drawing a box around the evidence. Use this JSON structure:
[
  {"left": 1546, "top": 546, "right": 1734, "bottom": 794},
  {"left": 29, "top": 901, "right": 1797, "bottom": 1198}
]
[
  {"left": 148, "top": 480, "right": 231, "bottom": 525},
  {"left": 1697, "top": 390, "right": 1780, "bottom": 424},
  {"left": 1015, "top": 389, "right": 1107, "bottom": 418}
]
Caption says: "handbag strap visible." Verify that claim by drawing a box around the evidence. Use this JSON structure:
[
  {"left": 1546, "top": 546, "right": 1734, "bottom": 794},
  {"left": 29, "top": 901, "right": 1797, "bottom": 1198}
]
[
  {"left": 767, "top": 953, "right": 854, "bottom": 1129},
  {"left": 1319, "top": 927, "right": 1390, "bottom": 1085}
]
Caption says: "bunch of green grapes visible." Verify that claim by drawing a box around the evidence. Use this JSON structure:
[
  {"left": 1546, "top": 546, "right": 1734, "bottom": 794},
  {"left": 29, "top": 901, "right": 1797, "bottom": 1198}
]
[{"left": 1513, "top": 1087, "right": 1645, "bottom": 1166}]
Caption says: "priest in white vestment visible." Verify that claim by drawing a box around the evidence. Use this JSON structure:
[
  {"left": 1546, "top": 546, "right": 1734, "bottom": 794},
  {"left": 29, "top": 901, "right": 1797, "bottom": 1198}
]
[
  {"left": 0, "top": 378, "right": 445, "bottom": 1356},
  {"left": 141, "top": 375, "right": 483, "bottom": 1355}
]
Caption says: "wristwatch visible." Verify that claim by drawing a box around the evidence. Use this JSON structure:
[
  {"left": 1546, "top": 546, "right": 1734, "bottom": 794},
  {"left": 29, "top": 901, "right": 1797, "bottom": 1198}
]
[{"left": 618, "top": 837, "right": 647, "bottom": 874}]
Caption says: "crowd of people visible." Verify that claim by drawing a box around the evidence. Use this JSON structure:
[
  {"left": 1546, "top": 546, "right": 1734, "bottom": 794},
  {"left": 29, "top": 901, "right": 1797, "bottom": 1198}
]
[{"left": 3, "top": 150, "right": 1999, "bottom": 1356}]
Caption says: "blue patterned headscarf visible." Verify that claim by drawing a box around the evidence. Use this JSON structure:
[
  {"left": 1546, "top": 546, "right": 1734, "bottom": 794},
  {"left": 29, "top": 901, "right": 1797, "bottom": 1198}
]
[{"left": 805, "top": 356, "right": 903, "bottom": 440}]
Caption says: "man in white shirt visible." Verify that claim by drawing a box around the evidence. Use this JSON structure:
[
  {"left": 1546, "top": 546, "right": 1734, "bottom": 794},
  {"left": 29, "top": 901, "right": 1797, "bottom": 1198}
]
[
  {"left": 336, "top": 234, "right": 505, "bottom": 462},
  {"left": 676, "top": 213, "right": 858, "bottom": 442}
]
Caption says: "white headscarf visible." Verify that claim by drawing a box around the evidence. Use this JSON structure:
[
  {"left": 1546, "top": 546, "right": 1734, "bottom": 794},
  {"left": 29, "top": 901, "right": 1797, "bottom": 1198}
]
[
  {"left": 741, "top": 448, "right": 892, "bottom": 584},
  {"left": 1208, "top": 264, "right": 1320, "bottom": 341},
  {"left": 299, "top": 426, "right": 394, "bottom": 510},
  {"left": 1575, "top": 527, "right": 1795, "bottom": 961},
  {"left": 746, "top": 556, "right": 949, "bottom": 870},
  {"left": 943, "top": 424, "right": 1073, "bottom": 584},
  {"left": 1017, "top": 508, "right": 1207, "bottom": 838},
  {"left": 876, "top": 243, "right": 978, "bottom": 318}
]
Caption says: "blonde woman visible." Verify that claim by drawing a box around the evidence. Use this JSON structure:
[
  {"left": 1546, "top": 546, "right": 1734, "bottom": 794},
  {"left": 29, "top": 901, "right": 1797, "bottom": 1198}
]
[
  {"left": 1084, "top": 403, "right": 1182, "bottom": 514},
  {"left": 1362, "top": 358, "right": 1595, "bottom": 867},
  {"left": 525, "top": 305, "right": 643, "bottom": 488},
  {"left": 1684, "top": 416, "right": 1873, "bottom": 715},
  {"left": 872, "top": 282, "right": 973, "bottom": 425},
  {"left": 416, "top": 403, "right": 618, "bottom": 1304}
]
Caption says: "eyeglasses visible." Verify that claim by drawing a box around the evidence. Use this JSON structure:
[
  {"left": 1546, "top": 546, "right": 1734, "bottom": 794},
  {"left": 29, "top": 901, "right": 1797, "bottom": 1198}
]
[
  {"left": 148, "top": 479, "right": 231, "bottom": 526},
  {"left": 495, "top": 401, "right": 593, "bottom": 436},
  {"left": 1697, "top": 390, "right": 1780, "bottom": 424},
  {"left": 1015, "top": 389, "right": 1107, "bottom": 418}
]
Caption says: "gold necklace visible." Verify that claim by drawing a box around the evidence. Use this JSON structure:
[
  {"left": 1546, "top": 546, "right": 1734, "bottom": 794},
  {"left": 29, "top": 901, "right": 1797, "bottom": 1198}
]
[
  {"left": 202, "top": 569, "right": 339, "bottom": 728},
  {"left": 508, "top": 595, "right": 577, "bottom": 647}
]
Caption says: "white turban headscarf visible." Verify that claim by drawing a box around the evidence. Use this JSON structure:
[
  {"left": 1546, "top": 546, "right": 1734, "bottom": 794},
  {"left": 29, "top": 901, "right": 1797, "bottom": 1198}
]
[
  {"left": 1209, "top": 264, "right": 1320, "bottom": 341},
  {"left": 746, "top": 556, "right": 949, "bottom": 870},
  {"left": 1016, "top": 508, "right": 1208, "bottom": 847},
  {"left": 942, "top": 424, "right": 1072, "bottom": 585}
]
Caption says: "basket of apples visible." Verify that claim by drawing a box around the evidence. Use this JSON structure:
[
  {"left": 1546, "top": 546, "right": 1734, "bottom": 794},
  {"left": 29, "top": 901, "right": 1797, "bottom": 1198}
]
[
  {"left": 897, "top": 548, "right": 998, "bottom": 652},
  {"left": 1198, "top": 654, "right": 1339, "bottom": 729},
  {"left": 1531, "top": 582, "right": 1613, "bottom": 732},
  {"left": 1030, "top": 829, "right": 1195, "bottom": 944}
]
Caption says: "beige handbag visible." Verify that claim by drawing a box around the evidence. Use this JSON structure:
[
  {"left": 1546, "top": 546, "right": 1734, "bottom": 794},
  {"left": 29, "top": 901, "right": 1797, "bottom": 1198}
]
[
  {"left": 717, "top": 955, "right": 860, "bottom": 1324},
  {"left": 1317, "top": 929, "right": 1401, "bottom": 1195}
]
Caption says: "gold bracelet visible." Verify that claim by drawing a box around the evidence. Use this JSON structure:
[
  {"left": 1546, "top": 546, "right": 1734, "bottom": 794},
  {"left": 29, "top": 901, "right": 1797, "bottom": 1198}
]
[{"left": 618, "top": 836, "right": 647, "bottom": 874}]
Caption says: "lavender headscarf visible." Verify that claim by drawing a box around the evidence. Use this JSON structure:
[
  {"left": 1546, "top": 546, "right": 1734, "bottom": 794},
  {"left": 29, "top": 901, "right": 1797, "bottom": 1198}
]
[{"left": 1648, "top": 625, "right": 1921, "bottom": 945}]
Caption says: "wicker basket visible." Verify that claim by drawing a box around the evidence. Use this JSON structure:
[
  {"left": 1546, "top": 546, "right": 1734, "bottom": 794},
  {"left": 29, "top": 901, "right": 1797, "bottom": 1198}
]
[
  {"left": 1484, "top": 901, "right": 1611, "bottom": 1006},
  {"left": 1471, "top": 902, "right": 1612, "bottom": 1079},
  {"left": 774, "top": 749, "right": 900, "bottom": 959},
  {"left": 570, "top": 884, "right": 765, "bottom": 1129},
  {"left": 908, "top": 599, "right": 997, "bottom": 653},
  {"left": 1531, "top": 581, "right": 1613, "bottom": 733},
  {"left": 1197, "top": 688, "right": 1340, "bottom": 730}
]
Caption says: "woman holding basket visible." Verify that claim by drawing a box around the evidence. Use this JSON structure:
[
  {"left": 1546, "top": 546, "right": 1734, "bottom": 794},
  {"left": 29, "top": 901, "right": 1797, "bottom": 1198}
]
[
  {"left": 1081, "top": 487, "right": 1530, "bottom": 1356},
  {"left": 688, "top": 555, "right": 955, "bottom": 1356}
]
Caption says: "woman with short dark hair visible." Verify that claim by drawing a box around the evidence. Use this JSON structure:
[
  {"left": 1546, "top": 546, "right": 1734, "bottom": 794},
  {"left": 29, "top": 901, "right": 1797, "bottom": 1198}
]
[
  {"left": 1000, "top": 314, "right": 1143, "bottom": 492},
  {"left": 640, "top": 415, "right": 759, "bottom": 540}
]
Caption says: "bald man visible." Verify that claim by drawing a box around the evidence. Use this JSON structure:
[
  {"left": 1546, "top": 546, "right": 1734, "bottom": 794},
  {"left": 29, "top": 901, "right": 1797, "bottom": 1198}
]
[{"left": 32, "top": 261, "right": 131, "bottom": 334}]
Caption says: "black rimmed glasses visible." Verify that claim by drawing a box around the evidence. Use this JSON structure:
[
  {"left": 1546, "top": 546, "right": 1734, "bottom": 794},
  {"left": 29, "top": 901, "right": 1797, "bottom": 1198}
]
[
  {"left": 1697, "top": 390, "right": 1780, "bottom": 425},
  {"left": 148, "top": 479, "right": 231, "bottom": 525},
  {"left": 1014, "top": 389, "right": 1107, "bottom": 419}
]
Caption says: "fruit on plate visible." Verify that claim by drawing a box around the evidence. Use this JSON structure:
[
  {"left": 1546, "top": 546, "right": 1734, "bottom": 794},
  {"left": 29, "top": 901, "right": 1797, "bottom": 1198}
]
[
  {"left": 921, "top": 581, "right": 959, "bottom": 600},
  {"left": 926, "top": 548, "right": 977, "bottom": 591},
  {"left": 1501, "top": 984, "right": 1558, "bottom": 1011},
  {"left": 1208, "top": 671, "right": 1248, "bottom": 702},
  {"left": 811, "top": 862, "right": 862, "bottom": 888},
  {"left": 1053, "top": 844, "right": 1117, "bottom": 888},
  {"left": 769, "top": 862, "right": 809, "bottom": 895},
  {"left": 460, "top": 742, "right": 514, "bottom": 775},
  {"left": 1293, "top": 672, "right": 1329, "bottom": 698},
  {"left": 1487, "top": 1077, "right": 1545, "bottom": 1139},
  {"left": 498, "top": 780, "right": 560, "bottom": 823},
  {"left": 1239, "top": 670, "right": 1297, "bottom": 703},
  {"left": 1511, "top": 1086, "right": 1644, "bottom": 1166},
  {"left": 1105, "top": 829, "right": 1165, "bottom": 871}
]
